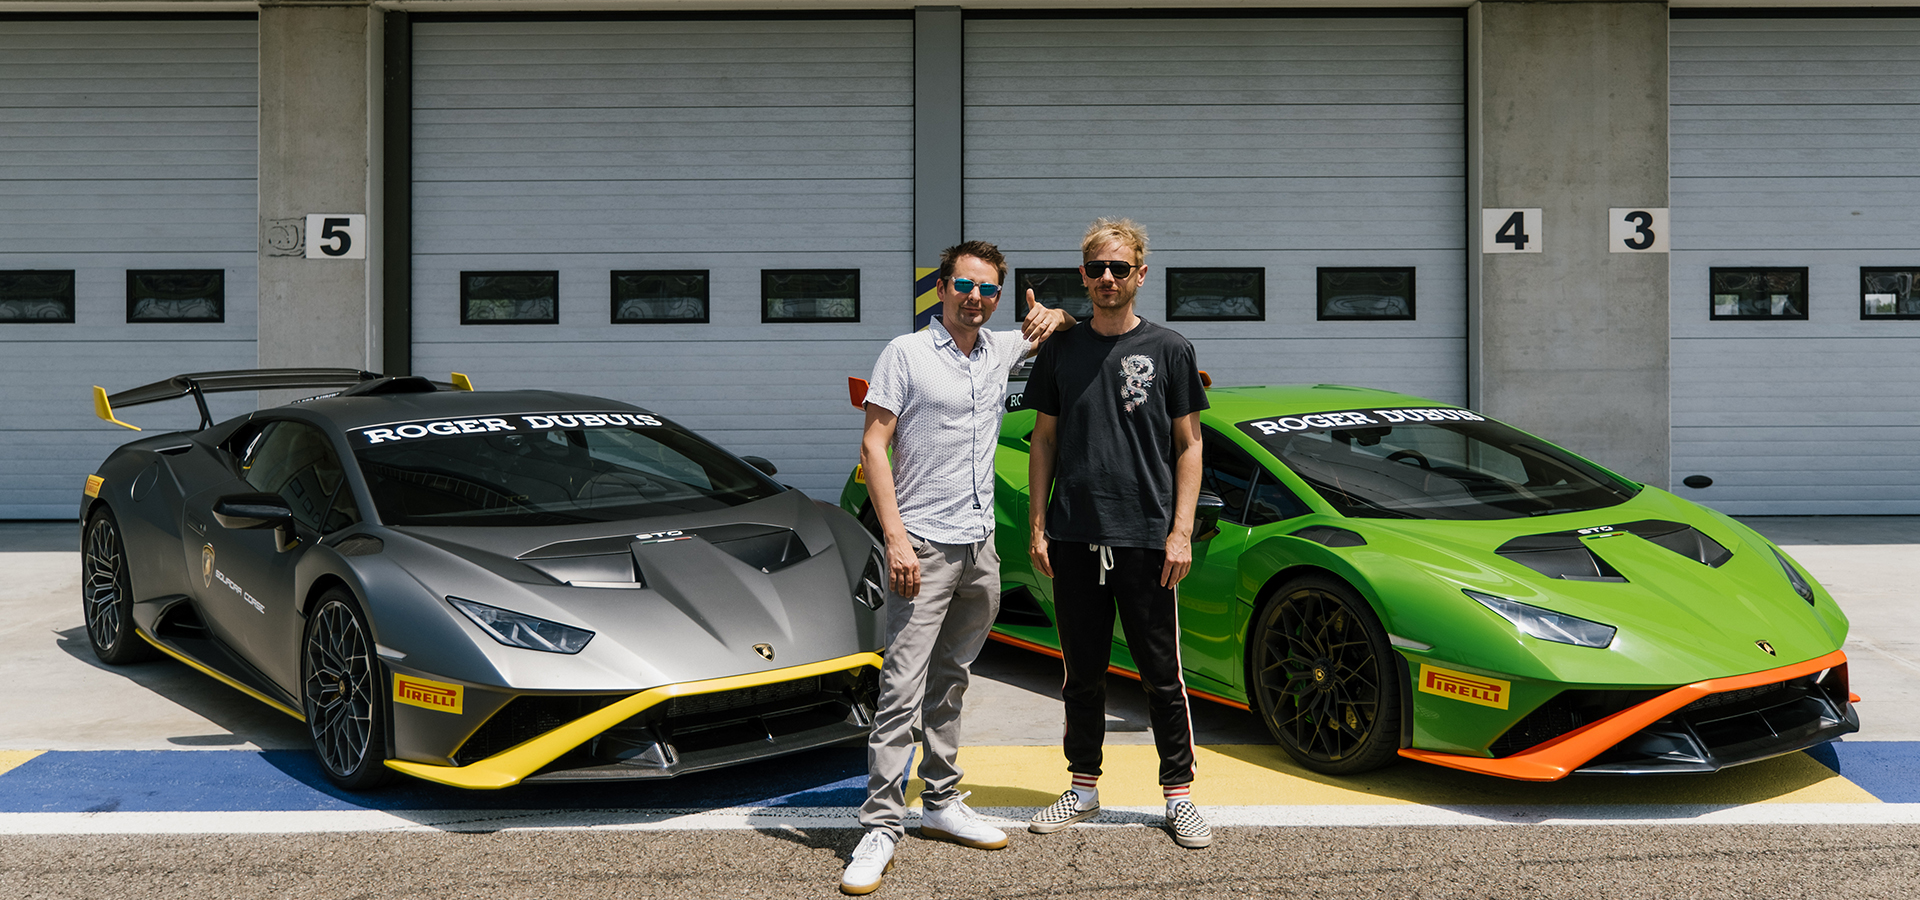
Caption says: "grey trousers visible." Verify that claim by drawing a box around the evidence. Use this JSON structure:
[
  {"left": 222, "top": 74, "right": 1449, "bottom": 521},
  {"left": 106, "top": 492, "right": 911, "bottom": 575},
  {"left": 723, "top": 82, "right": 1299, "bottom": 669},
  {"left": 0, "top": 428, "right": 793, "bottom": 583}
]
[{"left": 858, "top": 532, "right": 1000, "bottom": 837}]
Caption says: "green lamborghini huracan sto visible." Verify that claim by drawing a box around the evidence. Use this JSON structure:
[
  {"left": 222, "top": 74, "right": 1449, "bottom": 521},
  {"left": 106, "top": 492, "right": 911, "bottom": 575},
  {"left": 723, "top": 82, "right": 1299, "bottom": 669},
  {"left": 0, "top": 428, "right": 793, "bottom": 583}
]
[{"left": 841, "top": 377, "right": 1856, "bottom": 781}]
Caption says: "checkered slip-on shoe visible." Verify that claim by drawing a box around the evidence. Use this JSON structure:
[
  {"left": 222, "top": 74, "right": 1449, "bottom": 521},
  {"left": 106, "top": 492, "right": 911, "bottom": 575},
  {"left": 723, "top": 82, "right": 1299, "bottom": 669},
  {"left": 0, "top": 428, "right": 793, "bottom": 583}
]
[
  {"left": 1166, "top": 800, "right": 1213, "bottom": 849},
  {"left": 1027, "top": 790, "right": 1099, "bottom": 834}
]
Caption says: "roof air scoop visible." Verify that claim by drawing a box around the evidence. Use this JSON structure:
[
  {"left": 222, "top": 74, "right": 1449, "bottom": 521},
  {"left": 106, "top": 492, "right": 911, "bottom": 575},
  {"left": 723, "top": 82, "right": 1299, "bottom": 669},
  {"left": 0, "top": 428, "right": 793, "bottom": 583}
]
[
  {"left": 1496, "top": 533, "right": 1626, "bottom": 582},
  {"left": 1618, "top": 520, "right": 1734, "bottom": 568}
]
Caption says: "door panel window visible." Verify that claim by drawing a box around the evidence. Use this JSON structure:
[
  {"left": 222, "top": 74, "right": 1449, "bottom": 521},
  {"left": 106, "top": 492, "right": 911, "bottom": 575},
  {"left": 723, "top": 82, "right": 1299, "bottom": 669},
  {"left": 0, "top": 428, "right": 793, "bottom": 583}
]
[{"left": 243, "top": 421, "right": 360, "bottom": 533}]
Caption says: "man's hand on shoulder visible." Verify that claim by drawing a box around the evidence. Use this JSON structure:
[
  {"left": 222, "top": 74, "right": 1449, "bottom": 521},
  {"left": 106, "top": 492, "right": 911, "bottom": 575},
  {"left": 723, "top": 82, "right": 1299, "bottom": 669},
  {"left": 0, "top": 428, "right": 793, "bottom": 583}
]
[{"left": 1021, "top": 289, "right": 1074, "bottom": 352}]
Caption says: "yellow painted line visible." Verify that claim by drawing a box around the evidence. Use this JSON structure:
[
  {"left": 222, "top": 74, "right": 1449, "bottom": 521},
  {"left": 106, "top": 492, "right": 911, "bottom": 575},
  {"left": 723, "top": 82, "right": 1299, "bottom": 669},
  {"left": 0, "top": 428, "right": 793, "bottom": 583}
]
[
  {"left": 907, "top": 745, "right": 1878, "bottom": 807},
  {"left": 0, "top": 751, "right": 45, "bottom": 778}
]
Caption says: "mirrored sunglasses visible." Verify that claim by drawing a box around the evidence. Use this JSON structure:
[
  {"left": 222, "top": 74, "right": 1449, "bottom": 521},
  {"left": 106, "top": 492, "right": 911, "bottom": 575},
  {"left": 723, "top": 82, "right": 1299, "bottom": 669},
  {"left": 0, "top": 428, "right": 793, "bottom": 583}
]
[{"left": 950, "top": 277, "right": 1001, "bottom": 298}]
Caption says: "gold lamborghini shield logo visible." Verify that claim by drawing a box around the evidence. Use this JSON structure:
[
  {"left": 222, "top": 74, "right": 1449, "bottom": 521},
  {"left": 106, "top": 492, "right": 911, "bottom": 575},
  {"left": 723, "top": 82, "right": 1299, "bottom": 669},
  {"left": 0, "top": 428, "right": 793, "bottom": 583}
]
[
  {"left": 1757, "top": 640, "right": 1776, "bottom": 656},
  {"left": 754, "top": 643, "right": 775, "bottom": 661},
  {"left": 201, "top": 544, "right": 215, "bottom": 588}
]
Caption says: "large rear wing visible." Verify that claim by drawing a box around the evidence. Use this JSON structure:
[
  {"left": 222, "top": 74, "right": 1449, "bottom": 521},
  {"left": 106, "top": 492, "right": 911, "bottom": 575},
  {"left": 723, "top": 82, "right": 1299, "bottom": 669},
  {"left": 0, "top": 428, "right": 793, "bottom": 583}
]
[{"left": 93, "top": 368, "right": 473, "bottom": 432}]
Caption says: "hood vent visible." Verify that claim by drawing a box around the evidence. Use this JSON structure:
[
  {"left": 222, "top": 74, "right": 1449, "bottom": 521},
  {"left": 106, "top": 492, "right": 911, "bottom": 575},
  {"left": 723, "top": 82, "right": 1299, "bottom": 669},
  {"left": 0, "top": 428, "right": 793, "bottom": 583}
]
[
  {"left": 1616, "top": 519, "right": 1733, "bottom": 568},
  {"left": 695, "top": 523, "right": 812, "bottom": 574},
  {"left": 1496, "top": 533, "right": 1626, "bottom": 582}
]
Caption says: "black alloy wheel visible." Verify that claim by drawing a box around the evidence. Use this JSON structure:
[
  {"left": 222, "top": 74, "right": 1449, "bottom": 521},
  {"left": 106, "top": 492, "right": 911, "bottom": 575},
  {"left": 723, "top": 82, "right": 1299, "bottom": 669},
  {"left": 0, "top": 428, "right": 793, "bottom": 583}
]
[
  {"left": 1251, "top": 575, "right": 1401, "bottom": 775},
  {"left": 303, "top": 589, "right": 394, "bottom": 789},
  {"left": 82, "top": 508, "right": 157, "bottom": 665}
]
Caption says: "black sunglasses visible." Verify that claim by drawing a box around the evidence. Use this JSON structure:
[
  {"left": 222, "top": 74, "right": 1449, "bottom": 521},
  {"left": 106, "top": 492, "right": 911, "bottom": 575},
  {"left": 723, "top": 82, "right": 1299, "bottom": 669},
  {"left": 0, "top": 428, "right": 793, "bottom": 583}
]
[
  {"left": 949, "top": 277, "right": 1001, "bottom": 298},
  {"left": 1082, "top": 260, "right": 1136, "bottom": 279}
]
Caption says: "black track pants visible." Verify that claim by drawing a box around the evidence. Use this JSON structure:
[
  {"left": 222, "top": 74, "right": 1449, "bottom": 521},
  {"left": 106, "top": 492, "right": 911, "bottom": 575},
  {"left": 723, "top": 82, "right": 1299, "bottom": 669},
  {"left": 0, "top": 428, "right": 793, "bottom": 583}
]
[{"left": 1048, "top": 540, "right": 1196, "bottom": 787}]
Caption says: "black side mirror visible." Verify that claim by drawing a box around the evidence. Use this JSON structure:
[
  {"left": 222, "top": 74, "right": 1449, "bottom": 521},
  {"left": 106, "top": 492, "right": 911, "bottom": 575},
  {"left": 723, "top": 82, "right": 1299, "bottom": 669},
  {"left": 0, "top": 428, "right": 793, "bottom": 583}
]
[
  {"left": 213, "top": 492, "right": 299, "bottom": 552},
  {"left": 742, "top": 455, "right": 778, "bottom": 477},
  {"left": 1194, "top": 489, "right": 1226, "bottom": 542}
]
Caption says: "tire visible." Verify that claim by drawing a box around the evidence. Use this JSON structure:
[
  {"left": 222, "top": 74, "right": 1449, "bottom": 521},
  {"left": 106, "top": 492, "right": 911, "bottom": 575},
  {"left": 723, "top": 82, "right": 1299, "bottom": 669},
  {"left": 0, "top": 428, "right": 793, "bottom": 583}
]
[
  {"left": 81, "top": 507, "right": 158, "bottom": 665},
  {"left": 1250, "top": 575, "right": 1401, "bottom": 775},
  {"left": 302, "top": 588, "right": 395, "bottom": 789}
]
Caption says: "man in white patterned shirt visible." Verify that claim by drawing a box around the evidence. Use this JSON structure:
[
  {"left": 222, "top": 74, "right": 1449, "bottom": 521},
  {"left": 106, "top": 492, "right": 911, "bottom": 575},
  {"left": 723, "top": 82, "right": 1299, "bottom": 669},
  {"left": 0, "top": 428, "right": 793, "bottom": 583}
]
[{"left": 840, "top": 241, "right": 1072, "bottom": 895}]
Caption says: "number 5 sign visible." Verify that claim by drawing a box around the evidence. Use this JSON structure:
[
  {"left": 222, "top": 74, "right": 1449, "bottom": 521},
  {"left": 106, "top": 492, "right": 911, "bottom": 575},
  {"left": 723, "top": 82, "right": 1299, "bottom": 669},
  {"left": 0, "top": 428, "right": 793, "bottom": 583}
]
[
  {"left": 1482, "top": 209, "right": 1542, "bottom": 254},
  {"left": 304, "top": 214, "right": 367, "bottom": 260},
  {"left": 1609, "top": 208, "right": 1670, "bottom": 253}
]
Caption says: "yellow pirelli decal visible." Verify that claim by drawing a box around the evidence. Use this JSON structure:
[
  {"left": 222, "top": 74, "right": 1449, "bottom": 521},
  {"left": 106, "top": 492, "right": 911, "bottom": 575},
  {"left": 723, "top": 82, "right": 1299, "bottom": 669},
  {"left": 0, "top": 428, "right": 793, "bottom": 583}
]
[
  {"left": 84, "top": 475, "right": 105, "bottom": 497},
  {"left": 853, "top": 463, "right": 866, "bottom": 485},
  {"left": 394, "top": 674, "right": 464, "bottom": 714},
  {"left": 1418, "top": 664, "right": 1510, "bottom": 710}
]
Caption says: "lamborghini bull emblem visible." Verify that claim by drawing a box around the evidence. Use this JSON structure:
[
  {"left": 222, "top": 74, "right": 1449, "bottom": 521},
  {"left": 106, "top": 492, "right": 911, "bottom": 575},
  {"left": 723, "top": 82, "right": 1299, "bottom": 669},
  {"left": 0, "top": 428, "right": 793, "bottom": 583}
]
[
  {"left": 201, "top": 544, "right": 215, "bottom": 588},
  {"left": 753, "top": 643, "right": 775, "bottom": 661},
  {"left": 1757, "top": 640, "right": 1776, "bottom": 656}
]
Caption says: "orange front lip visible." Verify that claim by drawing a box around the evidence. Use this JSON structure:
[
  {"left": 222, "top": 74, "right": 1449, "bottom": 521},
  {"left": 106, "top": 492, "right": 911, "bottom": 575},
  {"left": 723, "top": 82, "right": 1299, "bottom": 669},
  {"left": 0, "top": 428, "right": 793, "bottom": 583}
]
[{"left": 1400, "top": 649, "right": 1849, "bottom": 781}]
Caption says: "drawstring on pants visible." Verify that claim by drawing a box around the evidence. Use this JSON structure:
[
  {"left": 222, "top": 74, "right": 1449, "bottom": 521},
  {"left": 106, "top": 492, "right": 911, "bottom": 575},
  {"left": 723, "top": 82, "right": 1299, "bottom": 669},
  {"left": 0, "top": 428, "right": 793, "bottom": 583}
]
[{"left": 1093, "top": 543, "right": 1115, "bottom": 586}]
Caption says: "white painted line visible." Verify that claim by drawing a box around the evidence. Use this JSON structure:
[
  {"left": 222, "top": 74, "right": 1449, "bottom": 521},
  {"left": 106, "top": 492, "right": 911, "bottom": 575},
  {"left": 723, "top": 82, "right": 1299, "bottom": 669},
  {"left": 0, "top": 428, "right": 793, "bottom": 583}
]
[{"left": 4, "top": 804, "right": 1920, "bottom": 834}]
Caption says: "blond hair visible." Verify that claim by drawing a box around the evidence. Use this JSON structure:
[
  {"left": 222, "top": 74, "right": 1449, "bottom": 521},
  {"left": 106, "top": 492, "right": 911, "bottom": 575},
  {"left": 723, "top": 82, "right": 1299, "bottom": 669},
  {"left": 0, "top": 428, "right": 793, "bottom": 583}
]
[{"left": 1081, "top": 218, "right": 1149, "bottom": 264}]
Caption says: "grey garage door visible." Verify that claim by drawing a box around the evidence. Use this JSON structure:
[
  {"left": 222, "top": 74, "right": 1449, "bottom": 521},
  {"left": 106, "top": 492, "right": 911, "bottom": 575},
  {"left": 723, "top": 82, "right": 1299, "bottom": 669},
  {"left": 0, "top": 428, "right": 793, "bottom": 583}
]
[
  {"left": 0, "top": 18, "right": 259, "bottom": 519},
  {"left": 410, "top": 17, "right": 913, "bottom": 498},
  {"left": 964, "top": 14, "right": 1466, "bottom": 401},
  {"left": 1671, "top": 15, "right": 1920, "bottom": 514}
]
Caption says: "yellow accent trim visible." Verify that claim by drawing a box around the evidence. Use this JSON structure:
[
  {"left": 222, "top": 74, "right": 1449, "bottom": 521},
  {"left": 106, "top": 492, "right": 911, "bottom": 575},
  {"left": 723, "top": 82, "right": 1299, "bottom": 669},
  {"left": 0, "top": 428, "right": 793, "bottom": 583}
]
[
  {"left": 84, "top": 475, "right": 105, "bottom": 498},
  {"left": 92, "top": 386, "right": 141, "bottom": 431},
  {"left": 449, "top": 372, "right": 474, "bottom": 391},
  {"left": 138, "top": 630, "right": 305, "bottom": 722},
  {"left": 0, "top": 750, "right": 46, "bottom": 778},
  {"left": 385, "top": 651, "right": 884, "bottom": 789}
]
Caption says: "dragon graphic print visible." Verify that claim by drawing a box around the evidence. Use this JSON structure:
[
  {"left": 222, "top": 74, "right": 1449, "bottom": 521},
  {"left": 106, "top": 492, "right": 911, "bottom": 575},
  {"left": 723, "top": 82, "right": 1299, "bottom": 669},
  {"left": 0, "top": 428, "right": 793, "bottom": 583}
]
[{"left": 1120, "top": 354, "right": 1156, "bottom": 413}]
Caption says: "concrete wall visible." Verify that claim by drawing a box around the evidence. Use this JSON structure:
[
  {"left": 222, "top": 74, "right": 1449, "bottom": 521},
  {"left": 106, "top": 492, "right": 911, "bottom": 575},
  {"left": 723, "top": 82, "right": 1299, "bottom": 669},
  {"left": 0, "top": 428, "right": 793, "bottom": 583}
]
[
  {"left": 257, "top": 1, "right": 377, "bottom": 397},
  {"left": 1469, "top": 1, "right": 1671, "bottom": 485}
]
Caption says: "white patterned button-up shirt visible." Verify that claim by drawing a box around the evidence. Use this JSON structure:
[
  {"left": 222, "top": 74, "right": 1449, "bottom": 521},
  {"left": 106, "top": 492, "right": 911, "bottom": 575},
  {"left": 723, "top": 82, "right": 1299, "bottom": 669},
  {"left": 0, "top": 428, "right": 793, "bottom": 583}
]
[{"left": 864, "top": 317, "right": 1028, "bottom": 544}]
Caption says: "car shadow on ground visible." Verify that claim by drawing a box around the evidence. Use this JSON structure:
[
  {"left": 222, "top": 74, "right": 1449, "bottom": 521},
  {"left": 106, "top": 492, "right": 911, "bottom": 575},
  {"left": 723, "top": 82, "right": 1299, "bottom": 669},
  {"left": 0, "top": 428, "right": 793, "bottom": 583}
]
[{"left": 51, "top": 624, "right": 313, "bottom": 749}]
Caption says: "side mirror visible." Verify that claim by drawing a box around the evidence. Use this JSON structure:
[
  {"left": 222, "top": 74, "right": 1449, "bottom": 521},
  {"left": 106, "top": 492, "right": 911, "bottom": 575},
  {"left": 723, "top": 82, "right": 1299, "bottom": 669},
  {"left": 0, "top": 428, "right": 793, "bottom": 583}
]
[
  {"left": 1194, "top": 489, "right": 1226, "bottom": 542},
  {"left": 212, "top": 492, "right": 300, "bottom": 552},
  {"left": 742, "top": 455, "right": 778, "bottom": 477}
]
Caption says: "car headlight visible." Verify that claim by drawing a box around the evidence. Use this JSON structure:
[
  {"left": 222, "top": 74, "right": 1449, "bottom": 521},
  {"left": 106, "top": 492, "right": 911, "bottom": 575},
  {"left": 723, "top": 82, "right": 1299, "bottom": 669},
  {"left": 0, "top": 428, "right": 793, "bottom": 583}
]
[
  {"left": 448, "top": 596, "right": 594, "bottom": 654},
  {"left": 1771, "top": 547, "right": 1816, "bottom": 605},
  {"left": 1464, "top": 589, "right": 1616, "bottom": 649},
  {"left": 855, "top": 548, "right": 886, "bottom": 610}
]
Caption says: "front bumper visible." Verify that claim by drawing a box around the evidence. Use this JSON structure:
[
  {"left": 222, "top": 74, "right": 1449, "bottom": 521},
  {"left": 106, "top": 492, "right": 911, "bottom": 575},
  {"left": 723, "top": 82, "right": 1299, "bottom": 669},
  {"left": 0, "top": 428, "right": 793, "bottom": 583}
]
[
  {"left": 387, "top": 652, "right": 882, "bottom": 789},
  {"left": 1400, "top": 649, "right": 1855, "bottom": 781}
]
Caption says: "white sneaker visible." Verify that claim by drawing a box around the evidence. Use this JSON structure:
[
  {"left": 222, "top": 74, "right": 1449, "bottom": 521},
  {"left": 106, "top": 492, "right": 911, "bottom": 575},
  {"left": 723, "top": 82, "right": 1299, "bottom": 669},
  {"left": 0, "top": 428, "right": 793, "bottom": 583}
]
[
  {"left": 919, "top": 792, "right": 1009, "bottom": 850},
  {"left": 840, "top": 830, "right": 896, "bottom": 895}
]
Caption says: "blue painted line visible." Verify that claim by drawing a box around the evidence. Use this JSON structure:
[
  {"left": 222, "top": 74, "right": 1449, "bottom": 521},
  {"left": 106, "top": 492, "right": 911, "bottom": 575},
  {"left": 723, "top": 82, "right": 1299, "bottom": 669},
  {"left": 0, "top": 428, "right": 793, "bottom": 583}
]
[
  {"left": 1806, "top": 741, "right": 1920, "bottom": 803},
  {"left": 0, "top": 748, "right": 866, "bottom": 813}
]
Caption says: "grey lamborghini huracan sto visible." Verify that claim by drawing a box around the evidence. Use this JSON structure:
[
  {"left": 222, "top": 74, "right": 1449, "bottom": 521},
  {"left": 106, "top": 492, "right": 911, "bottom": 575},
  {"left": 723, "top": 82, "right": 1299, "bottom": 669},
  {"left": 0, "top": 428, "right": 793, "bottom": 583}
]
[{"left": 81, "top": 369, "right": 885, "bottom": 789}]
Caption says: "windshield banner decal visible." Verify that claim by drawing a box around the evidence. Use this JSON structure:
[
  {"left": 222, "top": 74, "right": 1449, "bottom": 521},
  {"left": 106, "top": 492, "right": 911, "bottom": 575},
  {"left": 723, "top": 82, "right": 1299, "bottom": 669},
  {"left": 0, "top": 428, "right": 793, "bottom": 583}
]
[
  {"left": 1237, "top": 407, "right": 1485, "bottom": 440},
  {"left": 353, "top": 411, "right": 665, "bottom": 445}
]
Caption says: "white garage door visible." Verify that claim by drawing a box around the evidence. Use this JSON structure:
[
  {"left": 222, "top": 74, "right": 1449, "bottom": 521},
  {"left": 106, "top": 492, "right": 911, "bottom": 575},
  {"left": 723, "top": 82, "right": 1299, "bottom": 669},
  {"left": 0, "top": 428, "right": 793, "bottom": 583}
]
[
  {"left": 964, "top": 15, "right": 1466, "bottom": 401},
  {"left": 410, "top": 18, "right": 913, "bottom": 497},
  {"left": 1671, "top": 16, "right": 1920, "bottom": 513},
  {"left": 0, "top": 18, "right": 259, "bottom": 519}
]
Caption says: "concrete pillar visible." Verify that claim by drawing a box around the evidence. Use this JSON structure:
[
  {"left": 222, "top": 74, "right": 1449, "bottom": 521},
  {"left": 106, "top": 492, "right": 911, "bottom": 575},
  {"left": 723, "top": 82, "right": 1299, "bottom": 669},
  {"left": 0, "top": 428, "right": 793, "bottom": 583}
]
[
  {"left": 257, "top": 1, "right": 378, "bottom": 396},
  {"left": 1469, "top": 2, "right": 1670, "bottom": 484}
]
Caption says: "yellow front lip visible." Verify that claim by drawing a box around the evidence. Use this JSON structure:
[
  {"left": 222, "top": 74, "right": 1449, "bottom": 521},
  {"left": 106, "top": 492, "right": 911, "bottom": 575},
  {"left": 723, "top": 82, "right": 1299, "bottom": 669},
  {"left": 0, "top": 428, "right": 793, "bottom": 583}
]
[{"left": 386, "top": 651, "right": 883, "bottom": 789}]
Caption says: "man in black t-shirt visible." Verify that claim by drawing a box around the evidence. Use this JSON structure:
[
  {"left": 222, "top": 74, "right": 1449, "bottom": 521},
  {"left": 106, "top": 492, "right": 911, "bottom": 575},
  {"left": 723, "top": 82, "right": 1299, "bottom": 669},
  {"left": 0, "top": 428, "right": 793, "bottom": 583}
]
[{"left": 1023, "top": 218, "right": 1214, "bottom": 849}]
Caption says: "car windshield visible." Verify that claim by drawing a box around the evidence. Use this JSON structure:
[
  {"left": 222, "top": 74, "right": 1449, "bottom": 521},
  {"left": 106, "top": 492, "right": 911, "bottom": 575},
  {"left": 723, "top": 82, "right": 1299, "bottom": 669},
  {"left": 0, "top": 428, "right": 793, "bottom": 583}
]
[
  {"left": 1236, "top": 407, "right": 1639, "bottom": 520},
  {"left": 351, "top": 414, "right": 783, "bottom": 526}
]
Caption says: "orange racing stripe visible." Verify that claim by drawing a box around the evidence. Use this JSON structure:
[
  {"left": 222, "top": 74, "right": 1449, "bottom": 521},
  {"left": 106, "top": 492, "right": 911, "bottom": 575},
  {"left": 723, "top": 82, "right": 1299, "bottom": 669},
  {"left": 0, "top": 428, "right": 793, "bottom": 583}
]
[{"left": 1399, "top": 648, "right": 1849, "bottom": 782}]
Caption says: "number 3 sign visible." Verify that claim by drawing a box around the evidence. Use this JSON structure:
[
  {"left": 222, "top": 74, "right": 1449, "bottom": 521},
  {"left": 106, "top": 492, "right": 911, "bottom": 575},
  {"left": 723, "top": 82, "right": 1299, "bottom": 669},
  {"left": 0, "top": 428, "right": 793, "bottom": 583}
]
[
  {"left": 304, "top": 214, "right": 367, "bottom": 260},
  {"left": 1608, "top": 208, "right": 1669, "bottom": 253},
  {"left": 1482, "top": 208, "right": 1542, "bottom": 254}
]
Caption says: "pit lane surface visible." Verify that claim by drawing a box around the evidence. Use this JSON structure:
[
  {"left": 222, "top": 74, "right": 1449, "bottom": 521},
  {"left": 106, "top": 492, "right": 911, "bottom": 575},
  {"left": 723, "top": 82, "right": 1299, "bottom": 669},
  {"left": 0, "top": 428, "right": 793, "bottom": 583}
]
[{"left": 5, "top": 518, "right": 1920, "bottom": 897}]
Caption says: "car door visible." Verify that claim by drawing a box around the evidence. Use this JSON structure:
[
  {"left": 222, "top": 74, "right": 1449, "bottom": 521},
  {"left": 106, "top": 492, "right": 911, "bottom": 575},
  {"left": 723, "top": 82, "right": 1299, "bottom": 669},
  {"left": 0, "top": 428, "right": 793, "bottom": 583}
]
[
  {"left": 1180, "top": 427, "right": 1312, "bottom": 691},
  {"left": 189, "top": 419, "right": 362, "bottom": 694}
]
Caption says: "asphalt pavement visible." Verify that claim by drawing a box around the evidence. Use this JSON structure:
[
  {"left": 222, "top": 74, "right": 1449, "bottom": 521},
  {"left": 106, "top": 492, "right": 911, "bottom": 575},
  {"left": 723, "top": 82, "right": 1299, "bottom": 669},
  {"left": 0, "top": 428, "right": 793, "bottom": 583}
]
[{"left": 3, "top": 516, "right": 1919, "bottom": 898}]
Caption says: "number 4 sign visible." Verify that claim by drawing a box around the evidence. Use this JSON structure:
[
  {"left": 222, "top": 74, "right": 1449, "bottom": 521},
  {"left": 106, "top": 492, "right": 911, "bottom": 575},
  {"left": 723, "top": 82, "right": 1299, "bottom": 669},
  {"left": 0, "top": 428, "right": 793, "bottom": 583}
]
[
  {"left": 304, "top": 214, "right": 367, "bottom": 260},
  {"left": 1482, "top": 209, "right": 1542, "bottom": 254}
]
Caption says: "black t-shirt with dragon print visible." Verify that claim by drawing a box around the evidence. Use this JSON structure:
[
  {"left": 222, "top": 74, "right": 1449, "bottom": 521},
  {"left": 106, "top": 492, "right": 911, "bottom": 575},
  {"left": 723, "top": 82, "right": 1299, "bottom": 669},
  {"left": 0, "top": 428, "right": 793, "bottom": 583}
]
[{"left": 1025, "top": 317, "right": 1210, "bottom": 549}]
